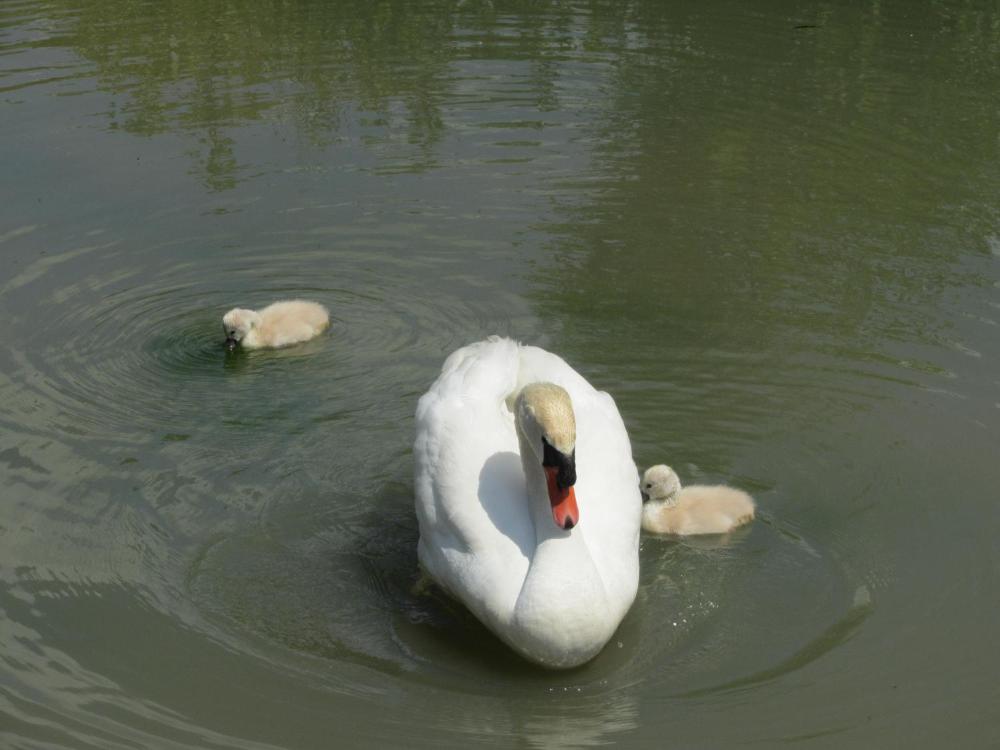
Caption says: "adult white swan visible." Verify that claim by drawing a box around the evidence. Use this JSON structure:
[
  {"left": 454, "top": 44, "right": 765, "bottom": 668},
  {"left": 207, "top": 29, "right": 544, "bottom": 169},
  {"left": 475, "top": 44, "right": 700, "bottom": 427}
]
[{"left": 414, "top": 337, "right": 641, "bottom": 668}]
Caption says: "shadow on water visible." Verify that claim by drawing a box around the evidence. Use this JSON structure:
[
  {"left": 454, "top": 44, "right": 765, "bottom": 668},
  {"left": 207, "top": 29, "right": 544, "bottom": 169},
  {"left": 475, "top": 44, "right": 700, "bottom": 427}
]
[{"left": 222, "top": 344, "right": 249, "bottom": 371}]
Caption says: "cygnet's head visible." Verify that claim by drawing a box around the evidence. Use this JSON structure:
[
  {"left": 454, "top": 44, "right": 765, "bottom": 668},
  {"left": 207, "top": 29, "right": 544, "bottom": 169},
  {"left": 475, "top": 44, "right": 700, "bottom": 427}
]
[
  {"left": 641, "top": 464, "right": 681, "bottom": 502},
  {"left": 222, "top": 308, "right": 258, "bottom": 350}
]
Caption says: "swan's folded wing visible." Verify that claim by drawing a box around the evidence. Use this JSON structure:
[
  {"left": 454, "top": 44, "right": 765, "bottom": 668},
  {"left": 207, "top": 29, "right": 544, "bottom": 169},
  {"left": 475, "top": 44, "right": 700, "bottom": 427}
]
[
  {"left": 413, "top": 337, "right": 531, "bottom": 617},
  {"left": 572, "top": 387, "right": 642, "bottom": 608}
]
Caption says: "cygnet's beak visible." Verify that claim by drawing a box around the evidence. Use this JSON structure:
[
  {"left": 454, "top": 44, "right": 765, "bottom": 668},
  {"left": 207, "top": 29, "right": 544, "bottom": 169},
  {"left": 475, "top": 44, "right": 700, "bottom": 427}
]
[
  {"left": 640, "top": 487, "right": 650, "bottom": 502},
  {"left": 224, "top": 337, "right": 239, "bottom": 351}
]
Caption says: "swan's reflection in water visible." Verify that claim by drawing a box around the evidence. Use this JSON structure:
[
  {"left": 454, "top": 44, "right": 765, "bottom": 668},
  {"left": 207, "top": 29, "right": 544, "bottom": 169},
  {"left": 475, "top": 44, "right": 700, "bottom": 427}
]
[{"left": 511, "top": 691, "right": 639, "bottom": 749}]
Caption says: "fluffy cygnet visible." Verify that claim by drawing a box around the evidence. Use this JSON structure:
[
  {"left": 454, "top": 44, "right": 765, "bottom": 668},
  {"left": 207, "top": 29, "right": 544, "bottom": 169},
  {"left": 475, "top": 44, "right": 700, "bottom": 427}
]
[
  {"left": 641, "top": 464, "right": 755, "bottom": 536},
  {"left": 222, "top": 300, "right": 329, "bottom": 350}
]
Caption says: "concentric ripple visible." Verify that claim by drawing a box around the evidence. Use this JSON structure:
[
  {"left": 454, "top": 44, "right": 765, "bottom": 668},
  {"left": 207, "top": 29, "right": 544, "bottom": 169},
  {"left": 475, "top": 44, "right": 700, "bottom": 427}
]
[{"left": 0, "top": 231, "right": 525, "bottom": 449}]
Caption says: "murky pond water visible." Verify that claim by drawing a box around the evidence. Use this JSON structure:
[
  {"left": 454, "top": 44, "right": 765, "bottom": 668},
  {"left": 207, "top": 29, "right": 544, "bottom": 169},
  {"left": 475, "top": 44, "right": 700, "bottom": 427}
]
[{"left": 3, "top": 1, "right": 1000, "bottom": 747}]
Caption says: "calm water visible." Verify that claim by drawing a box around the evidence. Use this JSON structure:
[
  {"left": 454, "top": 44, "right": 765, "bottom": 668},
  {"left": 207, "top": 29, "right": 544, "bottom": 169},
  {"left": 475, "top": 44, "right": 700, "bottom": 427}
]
[{"left": 2, "top": 1, "right": 1000, "bottom": 747}]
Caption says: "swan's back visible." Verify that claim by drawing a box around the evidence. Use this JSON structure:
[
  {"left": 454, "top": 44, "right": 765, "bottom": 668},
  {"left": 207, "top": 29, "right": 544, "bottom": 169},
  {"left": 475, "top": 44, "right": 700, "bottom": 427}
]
[
  {"left": 679, "top": 485, "right": 755, "bottom": 532},
  {"left": 257, "top": 300, "right": 329, "bottom": 346},
  {"left": 644, "top": 485, "right": 755, "bottom": 536}
]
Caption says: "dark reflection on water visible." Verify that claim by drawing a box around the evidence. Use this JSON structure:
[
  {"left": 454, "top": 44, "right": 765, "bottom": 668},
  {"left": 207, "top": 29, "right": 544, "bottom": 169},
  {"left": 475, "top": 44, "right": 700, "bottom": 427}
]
[{"left": 2, "top": 0, "right": 1000, "bottom": 748}]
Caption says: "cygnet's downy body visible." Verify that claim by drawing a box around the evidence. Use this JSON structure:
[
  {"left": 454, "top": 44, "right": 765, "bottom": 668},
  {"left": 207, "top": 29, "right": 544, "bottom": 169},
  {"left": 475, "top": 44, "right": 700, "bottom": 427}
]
[
  {"left": 640, "top": 464, "right": 755, "bottom": 536},
  {"left": 222, "top": 300, "right": 329, "bottom": 350}
]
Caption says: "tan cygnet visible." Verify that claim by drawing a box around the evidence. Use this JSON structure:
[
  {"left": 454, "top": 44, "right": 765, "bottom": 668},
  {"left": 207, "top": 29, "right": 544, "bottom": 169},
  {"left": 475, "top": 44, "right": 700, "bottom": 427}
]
[
  {"left": 641, "top": 464, "right": 755, "bottom": 536},
  {"left": 222, "top": 300, "right": 329, "bottom": 350}
]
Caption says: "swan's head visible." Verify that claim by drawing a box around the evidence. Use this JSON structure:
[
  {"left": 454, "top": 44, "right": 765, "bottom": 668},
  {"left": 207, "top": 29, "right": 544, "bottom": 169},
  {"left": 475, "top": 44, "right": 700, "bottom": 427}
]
[
  {"left": 222, "top": 308, "right": 258, "bottom": 350},
  {"left": 516, "top": 383, "right": 579, "bottom": 531},
  {"left": 641, "top": 464, "right": 681, "bottom": 503}
]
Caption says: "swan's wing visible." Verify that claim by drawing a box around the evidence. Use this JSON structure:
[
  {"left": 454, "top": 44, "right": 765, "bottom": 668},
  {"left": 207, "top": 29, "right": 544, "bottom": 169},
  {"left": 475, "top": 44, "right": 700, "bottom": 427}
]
[
  {"left": 414, "top": 337, "right": 532, "bottom": 620},
  {"left": 518, "top": 345, "right": 641, "bottom": 606},
  {"left": 573, "top": 388, "right": 641, "bottom": 608}
]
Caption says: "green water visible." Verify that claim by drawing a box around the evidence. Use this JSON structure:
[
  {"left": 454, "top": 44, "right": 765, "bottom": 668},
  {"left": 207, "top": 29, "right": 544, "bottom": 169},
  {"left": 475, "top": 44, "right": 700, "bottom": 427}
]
[{"left": 2, "top": 1, "right": 999, "bottom": 747}]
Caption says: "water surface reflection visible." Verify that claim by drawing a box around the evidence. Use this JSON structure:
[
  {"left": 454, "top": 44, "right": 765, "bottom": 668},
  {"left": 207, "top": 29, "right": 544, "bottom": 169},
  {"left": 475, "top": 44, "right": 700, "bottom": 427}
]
[{"left": 2, "top": 1, "right": 1000, "bottom": 748}]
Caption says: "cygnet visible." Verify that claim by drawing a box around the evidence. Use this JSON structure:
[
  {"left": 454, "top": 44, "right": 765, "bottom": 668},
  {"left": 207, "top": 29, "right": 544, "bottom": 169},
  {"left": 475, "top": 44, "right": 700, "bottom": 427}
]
[
  {"left": 222, "top": 300, "right": 329, "bottom": 350},
  {"left": 641, "top": 464, "right": 755, "bottom": 536}
]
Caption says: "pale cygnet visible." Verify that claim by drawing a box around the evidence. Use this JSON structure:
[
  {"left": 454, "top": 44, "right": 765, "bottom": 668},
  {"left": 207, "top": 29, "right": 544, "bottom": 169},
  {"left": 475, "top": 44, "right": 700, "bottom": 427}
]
[
  {"left": 640, "top": 464, "right": 755, "bottom": 536},
  {"left": 222, "top": 300, "right": 329, "bottom": 350}
]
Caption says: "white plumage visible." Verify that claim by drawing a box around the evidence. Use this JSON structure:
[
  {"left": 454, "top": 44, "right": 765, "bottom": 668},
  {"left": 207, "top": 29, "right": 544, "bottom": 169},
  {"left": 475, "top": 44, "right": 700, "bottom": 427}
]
[{"left": 414, "top": 337, "right": 641, "bottom": 668}]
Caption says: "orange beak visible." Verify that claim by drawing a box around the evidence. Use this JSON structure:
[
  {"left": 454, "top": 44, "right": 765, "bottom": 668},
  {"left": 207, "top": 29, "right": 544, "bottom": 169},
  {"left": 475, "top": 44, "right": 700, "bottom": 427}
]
[{"left": 544, "top": 466, "right": 579, "bottom": 530}]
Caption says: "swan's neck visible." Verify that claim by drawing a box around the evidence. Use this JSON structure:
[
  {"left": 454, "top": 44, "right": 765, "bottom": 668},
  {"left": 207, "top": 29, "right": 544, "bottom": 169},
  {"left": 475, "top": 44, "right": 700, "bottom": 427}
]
[
  {"left": 508, "top": 430, "right": 613, "bottom": 667},
  {"left": 516, "top": 450, "right": 557, "bottom": 544}
]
